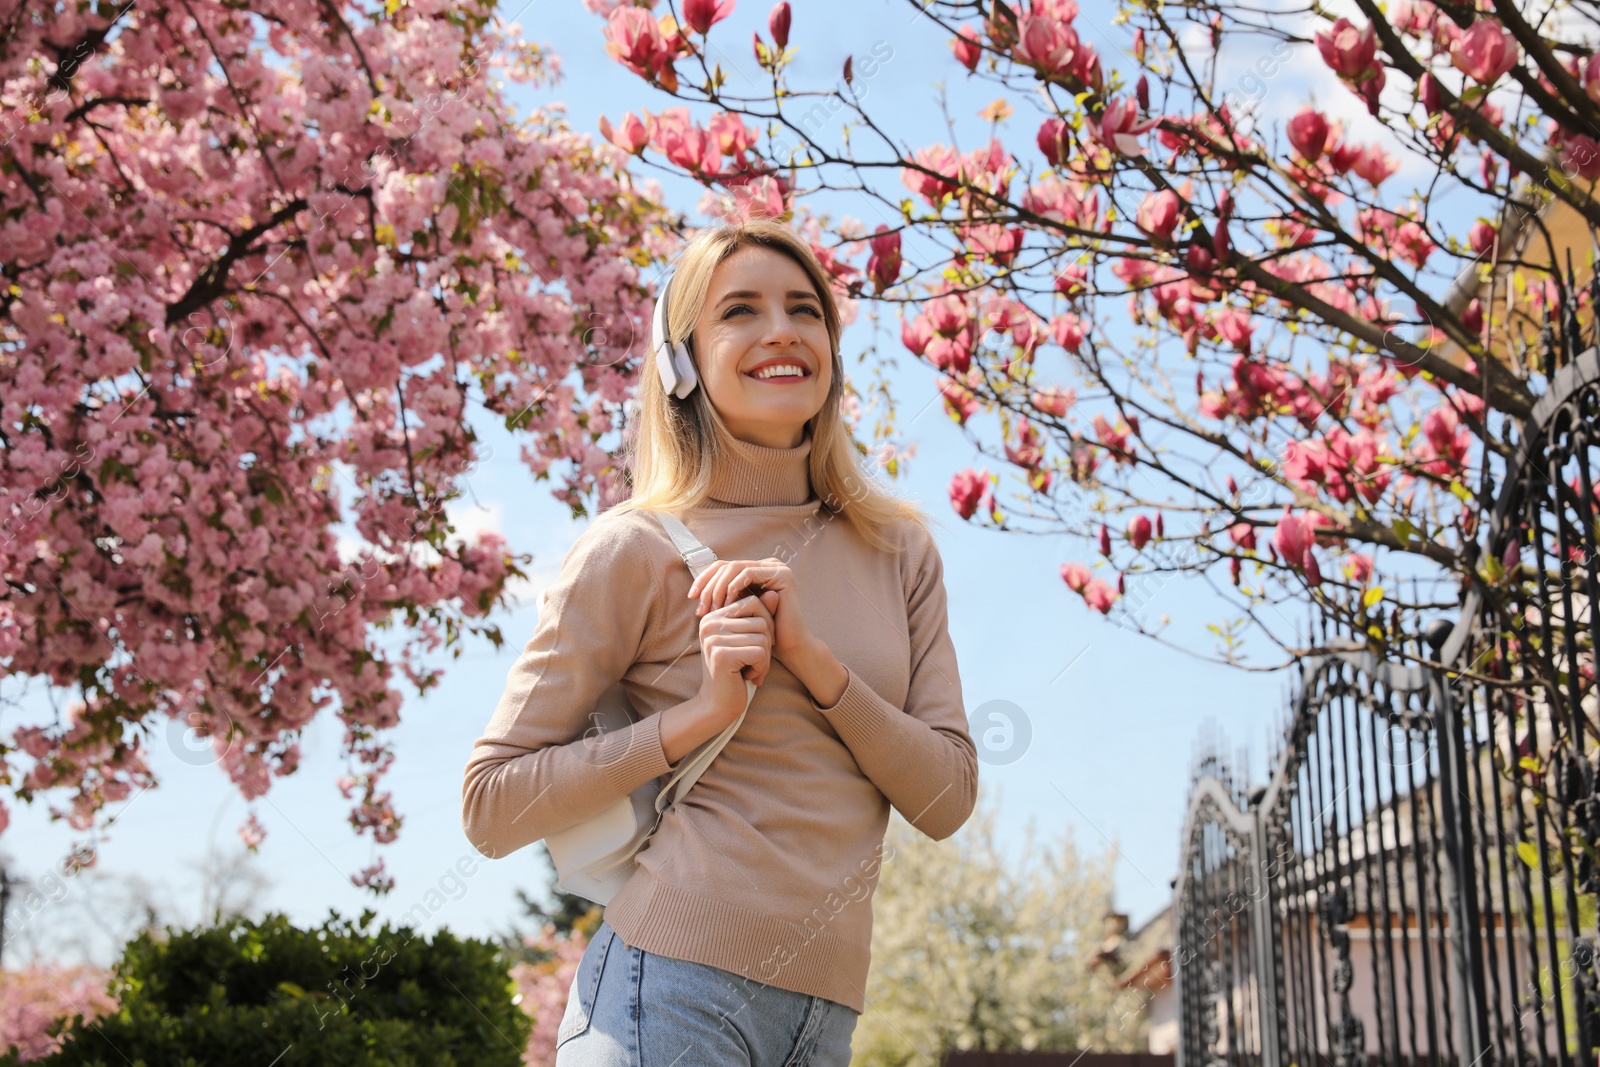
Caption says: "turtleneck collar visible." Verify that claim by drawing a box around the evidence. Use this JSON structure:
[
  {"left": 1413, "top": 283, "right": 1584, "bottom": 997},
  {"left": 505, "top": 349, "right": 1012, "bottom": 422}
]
[{"left": 706, "top": 429, "right": 817, "bottom": 507}]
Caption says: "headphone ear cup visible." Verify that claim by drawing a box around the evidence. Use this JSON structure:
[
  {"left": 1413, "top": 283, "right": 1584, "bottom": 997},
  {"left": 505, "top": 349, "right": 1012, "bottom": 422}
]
[
  {"left": 671, "top": 340, "right": 698, "bottom": 397},
  {"left": 650, "top": 267, "right": 700, "bottom": 399},
  {"left": 655, "top": 334, "right": 681, "bottom": 396}
]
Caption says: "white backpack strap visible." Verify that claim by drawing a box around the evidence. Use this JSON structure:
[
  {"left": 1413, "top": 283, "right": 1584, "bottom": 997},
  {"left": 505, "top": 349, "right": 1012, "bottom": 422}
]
[
  {"left": 648, "top": 510, "right": 759, "bottom": 814},
  {"left": 655, "top": 510, "right": 721, "bottom": 580}
]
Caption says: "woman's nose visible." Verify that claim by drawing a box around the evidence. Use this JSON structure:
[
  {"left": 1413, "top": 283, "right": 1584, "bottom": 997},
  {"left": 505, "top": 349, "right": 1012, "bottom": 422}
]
[{"left": 761, "top": 311, "right": 801, "bottom": 344}]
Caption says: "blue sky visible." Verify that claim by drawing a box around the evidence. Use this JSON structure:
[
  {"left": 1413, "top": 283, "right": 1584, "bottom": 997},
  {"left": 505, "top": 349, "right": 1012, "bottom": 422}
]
[{"left": 0, "top": 0, "right": 1327, "bottom": 965}]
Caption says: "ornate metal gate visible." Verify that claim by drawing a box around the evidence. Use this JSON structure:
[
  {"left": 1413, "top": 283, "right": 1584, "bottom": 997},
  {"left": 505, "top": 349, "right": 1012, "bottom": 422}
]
[{"left": 1175, "top": 344, "right": 1600, "bottom": 1067}]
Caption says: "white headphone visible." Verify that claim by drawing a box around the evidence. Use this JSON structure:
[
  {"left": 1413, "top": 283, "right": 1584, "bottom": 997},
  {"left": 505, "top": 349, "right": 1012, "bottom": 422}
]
[{"left": 651, "top": 269, "right": 699, "bottom": 399}]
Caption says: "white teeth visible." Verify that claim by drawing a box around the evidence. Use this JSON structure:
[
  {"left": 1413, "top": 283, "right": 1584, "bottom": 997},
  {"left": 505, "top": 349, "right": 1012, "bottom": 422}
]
[{"left": 752, "top": 365, "right": 806, "bottom": 379}]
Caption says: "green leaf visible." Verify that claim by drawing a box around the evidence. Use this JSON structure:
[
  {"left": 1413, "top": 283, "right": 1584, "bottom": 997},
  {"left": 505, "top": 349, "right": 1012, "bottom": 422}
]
[
  {"left": 1362, "top": 586, "right": 1384, "bottom": 609},
  {"left": 1449, "top": 481, "right": 1474, "bottom": 503},
  {"left": 1391, "top": 519, "right": 1419, "bottom": 544},
  {"left": 1517, "top": 841, "right": 1540, "bottom": 870}
]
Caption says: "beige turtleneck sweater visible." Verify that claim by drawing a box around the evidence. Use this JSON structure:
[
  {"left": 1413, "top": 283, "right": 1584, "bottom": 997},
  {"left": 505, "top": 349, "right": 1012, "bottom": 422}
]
[{"left": 460, "top": 432, "right": 977, "bottom": 1014}]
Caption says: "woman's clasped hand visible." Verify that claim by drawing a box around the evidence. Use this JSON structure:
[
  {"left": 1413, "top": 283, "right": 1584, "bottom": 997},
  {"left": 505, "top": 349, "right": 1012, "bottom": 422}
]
[
  {"left": 688, "top": 557, "right": 816, "bottom": 664},
  {"left": 693, "top": 590, "right": 775, "bottom": 729}
]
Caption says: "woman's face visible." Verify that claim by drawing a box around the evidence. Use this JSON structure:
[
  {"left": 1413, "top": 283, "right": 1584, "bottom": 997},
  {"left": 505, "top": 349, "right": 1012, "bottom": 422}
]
[{"left": 688, "top": 244, "right": 833, "bottom": 448}]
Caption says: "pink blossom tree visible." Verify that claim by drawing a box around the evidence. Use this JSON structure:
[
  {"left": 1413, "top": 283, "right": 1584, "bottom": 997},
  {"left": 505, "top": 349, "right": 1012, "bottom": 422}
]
[
  {"left": 508, "top": 919, "right": 593, "bottom": 1065},
  {"left": 587, "top": 0, "right": 1599, "bottom": 676},
  {"left": 0, "top": 964, "right": 116, "bottom": 1062},
  {"left": 0, "top": 0, "right": 671, "bottom": 885}
]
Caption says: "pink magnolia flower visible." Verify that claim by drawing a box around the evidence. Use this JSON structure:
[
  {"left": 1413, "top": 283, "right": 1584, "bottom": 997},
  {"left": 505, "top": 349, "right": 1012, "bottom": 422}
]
[
  {"left": 949, "top": 468, "right": 991, "bottom": 519},
  {"left": 1052, "top": 313, "right": 1086, "bottom": 353},
  {"left": 952, "top": 25, "right": 983, "bottom": 71},
  {"left": 682, "top": 0, "right": 736, "bottom": 35},
  {"left": 1082, "top": 578, "right": 1118, "bottom": 614},
  {"left": 1032, "top": 385, "right": 1077, "bottom": 417},
  {"left": 605, "top": 7, "right": 680, "bottom": 85},
  {"left": 1005, "top": 420, "right": 1045, "bottom": 469},
  {"left": 1469, "top": 220, "right": 1498, "bottom": 257},
  {"left": 1316, "top": 19, "right": 1378, "bottom": 79},
  {"left": 649, "top": 109, "right": 720, "bottom": 174},
  {"left": 1390, "top": 0, "right": 1437, "bottom": 34},
  {"left": 1128, "top": 514, "right": 1153, "bottom": 550},
  {"left": 1135, "top": 189, "right": 1181, "bottom": 243},
  {"left": 707, "top": 112, "right": 757, "bottom": 156},
  {"left": 1451, "top": 20, "right": 1519, "bottom": 85},
  {"left": 1287, "top": 107, "right": 1330, "bottom": 161},
  {"left": 1229, "top": 522, "right": 1258, "bottom": 553},
  {"left": 1015, "top": 13, "right": 1084, "bottom": 79},
  {"left": 1345, "top": 553, "right": 1374, "bottom": 584},
  {"left": 927, "top": 293, "right": 969, "bottom": 336},
  {"left": 901, "top": 144, "right": 962, "bottom": 205},
  {"left": 1060, "top": 561, "right": 1092, "bottom": 592},
  {"left": 1055, "top": 264, "right": 1090, "bottom": 298},
  {"left": 939, "top": 378, "right": 980, "bottom": 425},
  {"left": 925, "top": 333, "right": 974, "bottom": 375},
  {"left": 1416, "top": 404, "right": 1471, "bottom": 475},
  {"left": 1282, "top": 439, "right": 1327, "bottom": 487},
  {"left": 1303, "top": 549, "right": 1324, "bottom": 587},
  {"left": 1037, "top": 117, "right": 1070, "bottom": 167},
  {"left": 1419, "top": 72, "right": 1444, "bottom": 115},
  {"left": 1023, "top": 177, "right": 1102, "bottom": 230},
  {"left": 1327, "top": 140, "right": 1362, "bottom": 175},
  {"left": 1585, "top": 53, "right": 1600, "bottom": 105},
  {"left": 1092, "top": 413, "right": 1131, "bottom": 462},
  {"left": 1273, "top": 511, "right": 1315, "bottom": 568},
  {"left": 1353, "top": 145, "right": 1399, "bottom": 186},
  {"left": 1095, "top": 97, "right": 1160, "bottom": 156},
  {"left": 768, "top": 2, "right": 791, "bottom": 49},
  {"left": 1315, "top": 19, "right": 1387, "bottom": 112},
  {"left": 901, "top": 315, "right": 934, "bottom": 356},
  {"left": 867, "top": 225, "right": 902, "bottom": 293},
  {"left": 1561, "top": 134, "right": 1600, "bottom": 180},
  {"left": 1214, "top": 307, "right": 1253, "bottom": 353},
  {"left": 598, "top": 112, "right": 648, "bottom": 154}
]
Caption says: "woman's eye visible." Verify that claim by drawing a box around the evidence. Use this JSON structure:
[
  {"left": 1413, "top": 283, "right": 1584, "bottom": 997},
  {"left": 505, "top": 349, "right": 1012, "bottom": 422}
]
[{"left": 723, "top": 304, "right": 822, "bottom": 318}]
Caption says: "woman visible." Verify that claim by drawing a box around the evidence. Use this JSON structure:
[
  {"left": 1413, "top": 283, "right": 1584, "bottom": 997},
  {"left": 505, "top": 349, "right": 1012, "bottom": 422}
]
[{"left": 461, "top": 218, "right": 977, "bottom": 1066}]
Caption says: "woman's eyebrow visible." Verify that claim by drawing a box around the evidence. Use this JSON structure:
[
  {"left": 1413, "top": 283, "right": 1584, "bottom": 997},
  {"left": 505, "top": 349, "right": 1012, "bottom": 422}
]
[{"left": 716, "top": 289, "right": 820, "bottom": 304}]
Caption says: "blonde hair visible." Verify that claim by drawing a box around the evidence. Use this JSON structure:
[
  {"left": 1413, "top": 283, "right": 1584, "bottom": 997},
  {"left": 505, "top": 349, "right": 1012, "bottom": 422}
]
[{"left": 605, "top": 218, "right": 929, "bottom": 554}]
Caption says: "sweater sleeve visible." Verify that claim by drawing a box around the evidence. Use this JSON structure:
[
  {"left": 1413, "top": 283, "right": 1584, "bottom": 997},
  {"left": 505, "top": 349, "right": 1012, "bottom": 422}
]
[
  {"left": 808, "top": 522, "right": 978, "bottom": 841},
  {"left": 461, "top": 514, "right": 677, "bottom": 860}
]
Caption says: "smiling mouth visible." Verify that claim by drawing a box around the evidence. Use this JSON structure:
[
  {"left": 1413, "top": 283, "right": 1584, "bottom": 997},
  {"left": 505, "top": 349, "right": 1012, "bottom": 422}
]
[{"left": 744, "top": 367, "right": 812, "bottom": 382}]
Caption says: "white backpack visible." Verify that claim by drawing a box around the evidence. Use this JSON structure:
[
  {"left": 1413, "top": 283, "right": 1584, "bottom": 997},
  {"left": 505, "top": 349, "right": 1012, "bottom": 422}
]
[{"left": 543, "top": 510, "right": 757, "bottom": 906}]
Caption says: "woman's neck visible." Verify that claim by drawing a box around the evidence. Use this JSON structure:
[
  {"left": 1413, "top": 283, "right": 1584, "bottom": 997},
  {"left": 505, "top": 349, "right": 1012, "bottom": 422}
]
[{"left": 706, "top": 430, "right": 816, "bottom": 507}]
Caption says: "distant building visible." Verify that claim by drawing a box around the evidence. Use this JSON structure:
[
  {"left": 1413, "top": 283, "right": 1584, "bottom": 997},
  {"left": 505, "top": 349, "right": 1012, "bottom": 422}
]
[{"left": 1091, "top": 904, "right": 1176, "bottom": 1054}]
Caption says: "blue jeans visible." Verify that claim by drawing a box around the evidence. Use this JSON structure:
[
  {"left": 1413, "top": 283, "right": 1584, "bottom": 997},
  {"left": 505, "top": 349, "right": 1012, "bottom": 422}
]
[{"left": 553, "top": 920, "right": 859, "bottom": 1066}]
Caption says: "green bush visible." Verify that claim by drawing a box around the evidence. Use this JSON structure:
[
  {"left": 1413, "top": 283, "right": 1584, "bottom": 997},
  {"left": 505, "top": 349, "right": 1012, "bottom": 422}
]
[{"left": 5, "top": 910, "right": 532, "bottom": 1067}]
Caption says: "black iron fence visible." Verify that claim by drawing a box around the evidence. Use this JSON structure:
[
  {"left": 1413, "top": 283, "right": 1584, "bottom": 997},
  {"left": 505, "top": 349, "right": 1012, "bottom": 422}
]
[{"left": 1174, "top": 331, "right": 1599, "bottom": 1067}]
